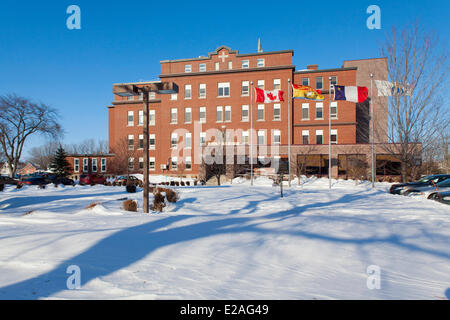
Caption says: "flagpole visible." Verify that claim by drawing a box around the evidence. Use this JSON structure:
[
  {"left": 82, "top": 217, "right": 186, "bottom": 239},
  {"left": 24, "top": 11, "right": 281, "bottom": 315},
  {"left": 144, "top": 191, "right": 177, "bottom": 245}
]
[
  {"left": 288, "top": 78, "right": 291, "bottom": 187},
  {"left": 370, "top": 73, "right": 375, "bottom": 188},
  {"left": 250, "top": 81, "right": 254, "bottom": 186},
  {"left": 328, "top": 77, "right": 332, "bottom": 190}
]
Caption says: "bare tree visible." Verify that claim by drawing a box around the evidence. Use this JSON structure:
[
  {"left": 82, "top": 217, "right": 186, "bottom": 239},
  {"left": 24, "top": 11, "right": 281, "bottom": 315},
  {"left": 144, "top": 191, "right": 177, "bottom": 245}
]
[
  {"left": 378, "top": 24, "right": 450, "bottom": 182},
  {"left": 0, "top": 94, "right": 62, "bottom": 177},
  {"left": 108, "top": 137, "right": 137, "bottom": 176},
  {"left": 290, "top": 145, "right": 318, "bottom": 186},
  {"left": 27, "top": 141, "right": 59, "bottom": 170},
  {"left": 65, "top": 139, "right": 108, "bottom": 155}
]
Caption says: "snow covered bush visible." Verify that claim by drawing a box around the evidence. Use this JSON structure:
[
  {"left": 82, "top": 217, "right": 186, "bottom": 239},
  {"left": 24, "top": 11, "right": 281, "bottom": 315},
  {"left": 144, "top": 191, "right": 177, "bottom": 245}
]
[{"left": 151, "top": 192, "right": 166, "bottom": 212}]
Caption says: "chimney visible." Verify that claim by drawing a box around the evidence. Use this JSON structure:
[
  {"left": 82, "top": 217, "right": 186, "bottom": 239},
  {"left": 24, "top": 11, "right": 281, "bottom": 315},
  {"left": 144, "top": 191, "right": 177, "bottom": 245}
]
[{"left": 307, "top": 64, "right": 318, "bottom": 70}]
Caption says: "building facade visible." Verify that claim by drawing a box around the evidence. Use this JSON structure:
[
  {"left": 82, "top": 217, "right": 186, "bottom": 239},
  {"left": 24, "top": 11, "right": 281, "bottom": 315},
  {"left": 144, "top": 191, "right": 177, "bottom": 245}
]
[
  {"left": 66, "top": 154, "right": 115, "bottom": 180},
  {"left": 108, "top": 45, "right": 395, "bottom": 180}
]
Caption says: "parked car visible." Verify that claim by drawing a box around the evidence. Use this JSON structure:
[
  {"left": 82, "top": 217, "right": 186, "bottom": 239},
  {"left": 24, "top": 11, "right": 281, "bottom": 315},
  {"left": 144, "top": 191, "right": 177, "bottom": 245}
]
[
  {"left": 79, "top": 174, "right": 106, "bottom": 185},
  {"left": 113, "top": 175, "right": 142, "bottom": 185},
  {"left": 432, "top": 191, "right": 450, "bottom": 205},
  {"left": 0, "top": 175, "right": 20, "bottom": 185},
  {"left": 47, "top": 175, "right": 75, "bottom": 186},
  {"left": 405, "top": 178, "right": 450, "bottom": 198},
  {"left": 389, "top": 174, "right": 450, "bottom": 195},
  {"left": 20, "top": 176, "right": 51, "bottom": 185}
]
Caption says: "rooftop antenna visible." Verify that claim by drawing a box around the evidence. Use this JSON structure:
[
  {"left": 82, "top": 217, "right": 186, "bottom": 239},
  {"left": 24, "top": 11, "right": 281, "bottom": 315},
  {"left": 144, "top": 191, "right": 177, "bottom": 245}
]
[{"left": 257, "top": 38, "right": 263, "bottom": 53}]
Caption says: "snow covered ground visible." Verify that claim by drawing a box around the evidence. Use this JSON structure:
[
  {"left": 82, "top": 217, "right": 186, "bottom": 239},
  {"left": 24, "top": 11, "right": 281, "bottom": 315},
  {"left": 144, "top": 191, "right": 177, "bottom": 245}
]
[{"left": 0, "top": 177, "right": 449, "bottom": 300}]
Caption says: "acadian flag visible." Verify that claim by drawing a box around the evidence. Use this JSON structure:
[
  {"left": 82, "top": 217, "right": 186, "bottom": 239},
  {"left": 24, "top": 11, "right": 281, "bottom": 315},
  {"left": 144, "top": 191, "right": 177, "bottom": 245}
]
[
  {"left": 334, "top": 85, "right": 368, "bottom": 103},
  {"left": 255, "top": 87, "right": 284, "bottom": 103},
  {"left": 292, "top": 84, "right": 324, "bottom": 101}
]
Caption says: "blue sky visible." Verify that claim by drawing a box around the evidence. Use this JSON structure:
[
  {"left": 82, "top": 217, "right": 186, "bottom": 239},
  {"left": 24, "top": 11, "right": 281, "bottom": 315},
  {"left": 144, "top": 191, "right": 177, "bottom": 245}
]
[{"left": 0, "top": 0, "right": 448, "bottom": 157}]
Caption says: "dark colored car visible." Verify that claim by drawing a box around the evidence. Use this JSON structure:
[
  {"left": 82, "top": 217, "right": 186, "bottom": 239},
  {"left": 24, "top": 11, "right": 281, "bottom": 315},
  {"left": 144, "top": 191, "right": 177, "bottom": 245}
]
[
  {"left": 432, "top": 190, "right": 450, "bottom": 205},
  {"left": 20, "top": 176, "right": 51, "bottom": 185},
  {"left": 389, "top": 174, "right": 450, "bottom": 195},
  {"left": 79, "top": 174, "right": 106, "bottom": 185},
  {"left": 113, "top": 175, "right": 142, "bottom": 185},
  {"left": 0, "top": 175, "right": 20, "bottom": 185},
  {"left": 47, "top": 175, "right": 75, "bottom": 186}
]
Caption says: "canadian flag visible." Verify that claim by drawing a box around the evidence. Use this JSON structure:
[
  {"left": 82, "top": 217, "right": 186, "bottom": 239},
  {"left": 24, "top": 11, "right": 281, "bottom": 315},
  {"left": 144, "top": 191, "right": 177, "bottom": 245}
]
[{"left": 255, "top": 87, "right": 284, "bottom": 103}]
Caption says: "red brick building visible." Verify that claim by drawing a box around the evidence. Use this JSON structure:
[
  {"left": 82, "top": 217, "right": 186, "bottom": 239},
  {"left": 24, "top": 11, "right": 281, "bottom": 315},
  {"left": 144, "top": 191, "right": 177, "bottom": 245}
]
[
  {"left": 107, "top": 45, "right": 396, "bottom": 179},
  {"left": 66, "top": 154, "right": 115, "bottom": 180}
]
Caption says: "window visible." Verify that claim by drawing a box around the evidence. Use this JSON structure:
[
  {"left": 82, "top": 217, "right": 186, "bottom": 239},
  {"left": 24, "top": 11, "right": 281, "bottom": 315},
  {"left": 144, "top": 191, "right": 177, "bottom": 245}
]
[
  {"left": 149, "top": 134, "right": 155, "bottom": 150},
  {"left": 330, "top": 76, "right": 338, "bottom": 86},
  {"left": 257, "top": 80, "right": 265, "bottom": 89},
  {"left": 273, "top": 130, "right": 281, "bottom": 144},
  {"left": 139, "top": 157, "right": 144, "bottom": 170},
  {"left": 185, "top": 84, "right": 191, "bottom": 99},
  {"left": 128, "top": 158, "right": 134, "bottom": 171},
  {"left": 127, "top": 95, "right": 134, "bottom": 101},
  {"left": 241, "top": 105, "right": 249, "bottom": 121},
  {"left": 83, "top": 158, "right": 88, "bottom": 172},
  {"left": 218, "top": 82, "right": 230, "bottom": 97},
  {"left": 224, "top": 106, "right": 231, "bottom": 122},
  {"left": 316, "top": 130, "right": 323, "bottom": 144},
  {"left": 200, "top": 132, "right": 206, "bottom": 146},
  {"left": 170, "top": 108, "right": 177, "bottom": 124},
  {"left": 74, "top": 158, "right": 80, "bottom": 172},
  {"left": 302, "top": 130, "right": 309, "bottom": 145},
  {"left": 331, "top": 129, "right": 337, "bottom": 144},
  {"left": 216, "top": 106, "right": 223, "bottom": 122},
  {"left": 127, "top": 111, "right": 134, "bottom": 126},
  {"left": 215, "top": 62, "right": 219, "bottom": 71},
  {"left": 302, "top": 78, "right": 309, "bottom": 86},
  {"left": 185, "top": 132, "right": 192, "bottom": 149},
  {"left": 171, "top": 133, "right": 178, "bottom": 148},
  {"left": 199, "top": 107, "right": 206, "bottom": 123},
  {"left": 273, "top": 103, "right": 281, "bottom": 120},
  {"left": 228, "top": 61, "right": 232, "bottom": 70},
  {"left": 257, "top": 130, "right": 265, "bottom": 145},
  {"left": 302, "top": 103, "right": 309, "bottom": 120},
  {"left": 241, "top": 81, "right": 249, "bottom": 96},
  {"left": 273, "top": 79, "right": 281, "bottom": 90},
  {"left": 315, "top": 102, "right": 323, "bottom": 119},
  {"left": 149, "top": 92, "right": 156, "bottom": 99},
  {"left": 185, "top": 156, "right": 192, "bottom": 170},
  {"left": 138, "top": 134, "right": 144, "bottom": 149},
  {"left": 101, "top": 158, "right": 106, "bottom": 172},
  {"left": 185, "top": 64, "right": 191, "bottom": 73},
  {"left": 199, "top": 63, "right": 206, "bottom": 72},
  {"left": 257, "top": 104, "right": 264, "bottom": 120},
  {"left": 199, "top": 83, "right": 206, "bottom": 98},
  {"left": 149, "top": 157, "right": 155, "bottom": 170},
  {"left": 257, "top": 59, "right": 265, "bottom": 67},
  {"left": 241, "top": 60, "right": 249, "bottom": 68},
  {"left": 185, "top": 107, "right": 192, "bottom": 123},
  {"left": 242, "top": 131, "right": 249, "bottom": 144},
  {"left": 170, "top": 93, "right": 178, "bottom": 100},
  {"left": 149, "top": 110, "right": 155, "bottom": 126},
  {"left": 316, "top": 77, "right": 323, "bottom": 90},
  {"left": 330, "top": 102, "right": 338, "bottom": 119},
  {"left": 138, "top": 110, "right": 143, "bottom": 126},
  {"left": 138, "top": 92, "right": 143, "bottom": 101},
  {"left": 171, "top": 157, "right": 177, "bottom": 170},
  {"left": 128, "top": 134, "right": 134, "bottom": 150}
]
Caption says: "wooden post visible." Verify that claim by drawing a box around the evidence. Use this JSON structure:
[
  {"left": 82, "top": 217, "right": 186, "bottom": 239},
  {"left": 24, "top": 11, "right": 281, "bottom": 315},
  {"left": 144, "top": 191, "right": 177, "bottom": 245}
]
[{"left": 143, "top": 90, "right": 149, "bottom": 213}]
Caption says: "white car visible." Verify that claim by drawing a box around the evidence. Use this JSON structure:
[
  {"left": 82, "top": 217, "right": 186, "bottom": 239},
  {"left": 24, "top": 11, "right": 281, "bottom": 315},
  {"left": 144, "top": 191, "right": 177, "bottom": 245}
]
[{"left": 406, "top": 178, "right": 450, "bottom": 199}]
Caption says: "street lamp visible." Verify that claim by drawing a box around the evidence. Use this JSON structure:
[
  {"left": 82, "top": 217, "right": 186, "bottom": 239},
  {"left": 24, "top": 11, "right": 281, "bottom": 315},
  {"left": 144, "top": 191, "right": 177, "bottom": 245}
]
[{"left": 113, "top": 82, "right": 177, "bottom": 213}]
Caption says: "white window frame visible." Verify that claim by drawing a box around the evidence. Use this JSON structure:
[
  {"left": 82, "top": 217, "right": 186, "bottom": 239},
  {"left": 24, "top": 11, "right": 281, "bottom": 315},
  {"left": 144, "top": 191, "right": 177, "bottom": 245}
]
[
  {"left": 74, "top": 158, "right": 80, "bottom": 173},
  {"left": 184, "top": 84, "right": 192, "bottom": 99},
  {"left": 138, "top": 110, "right": 143, "bottom": 126},
  {"left": 257, "top": 104, "right": 265, "bottom": 121},
  {"left": 185, "top": 132, "right": 192, "bottom": 149},
  {"left": 149, "top": 157, "right": 155, "bottom": 171},
  {"left": 101, "top": 158, "right": 106, "bottom": 172},
  {"left": 185, "top": 156, "right": 192, "bottom": 170},
  {"left": 139, "top": 157, "right": 144, "bottom": 170},
  {"left": 331, "top": 129, "right": 338, "bottom": 144},
  {"left": 330, "top": 102, "right": 338, "bottom": 119},
  {"left": 257, "top": 58, "right": 265, "bottom": 67},
  {"left": 200, "top": 132, "right": 206, "bottom": 146},
  {"left": 185, "top": 64, "right": 192, "bottom": 73},
  {"left": 316, "top": 77, "right": 323, "bottom": 90},
  {"left": 216, "top": 106, "right": 223, "bottom": 122},
  {"left": 257, "top": 80, "right": 265, "bottom": 90},
  {"left": 138, "top": 134, "right": 144, "bottom": 149},
  {"left": 170, "top": 108, "right": 178, "bottom": 124},
  {"left": 315, "top": 102, "right": 324, "bottom": 120},
  {"left": 241, "top": 105, "right": 249, "bottom": 122},
  {"left": 242, "top": 131, "right": 249, "bottom": 144},
  {"left": 316, "top": 130, "right": 324, "bottom": 145},
  {"left": 185, "top": 107, "right": 192, "bottom": 123},
  {"left": 149, "top": 134, "right": 156, "bottom": 150},
  {"left": 228, "top": 61, "right": 232, "bottom": 70},
  {"left": 127, "top": 111, "right": 134, "bottom": 126},
  {"left": 273, "top": 78, "right": 281, "bottom": 90},
  {"left": 171, "top": 133, "right": 178, "bottom": 148},
  {"left": 273, "top": 103, "right": 281, "bottom": 121},
  {"left": 199, "top": 63, "right": 206, "bottom": 72},
  {"left": 170, "top": 93, "right": 178, "bottom": 100},
  {"left": 217, "top": 82, "right": 230, "bottom": 97},
  {"left": 199, "top": 83, "right": 206, "bottom": 98},
  {"left": 128, "top": 157, "right": 134, "bottom": 171},
  {"left": 241, "top": 81, "right": 249, "bottom": 96},
  {"left": 149, "top": 110, "right": 155, "bottom": 126},
  {"left": 171, "top": 157, "right": 177, "bottom": 170},
  {"left": 215, "top": 62, "right": 219, "bottom": 71},
  {"left": 199, "top": 107, "right": 206, "bottom": 123},
  {"left": 302, "top": 130, "right": 309, "bottom": 145},
  {"left": 224, "top": 105, "right": 231, "bottom": 122},
  {"left": 257, "top": 130, "right": 265, "bottom": 145},
  {"left": 128, "top": 134, "right": 134, "bottom": 150},
  {"left": 302, "top": 78, "right": 310, "bottom": 86},
  {"left": 241, "top": 60, "right": 249, "bottom": 69},
  {"left": 302, "top": 103, "right": 309, "bottom": 120},
  {"left": 83, "top": 158, "right": 88, "bottom": 172},
  {"left": 273, "top": 130, "right": 281, "bottom": 144}
]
